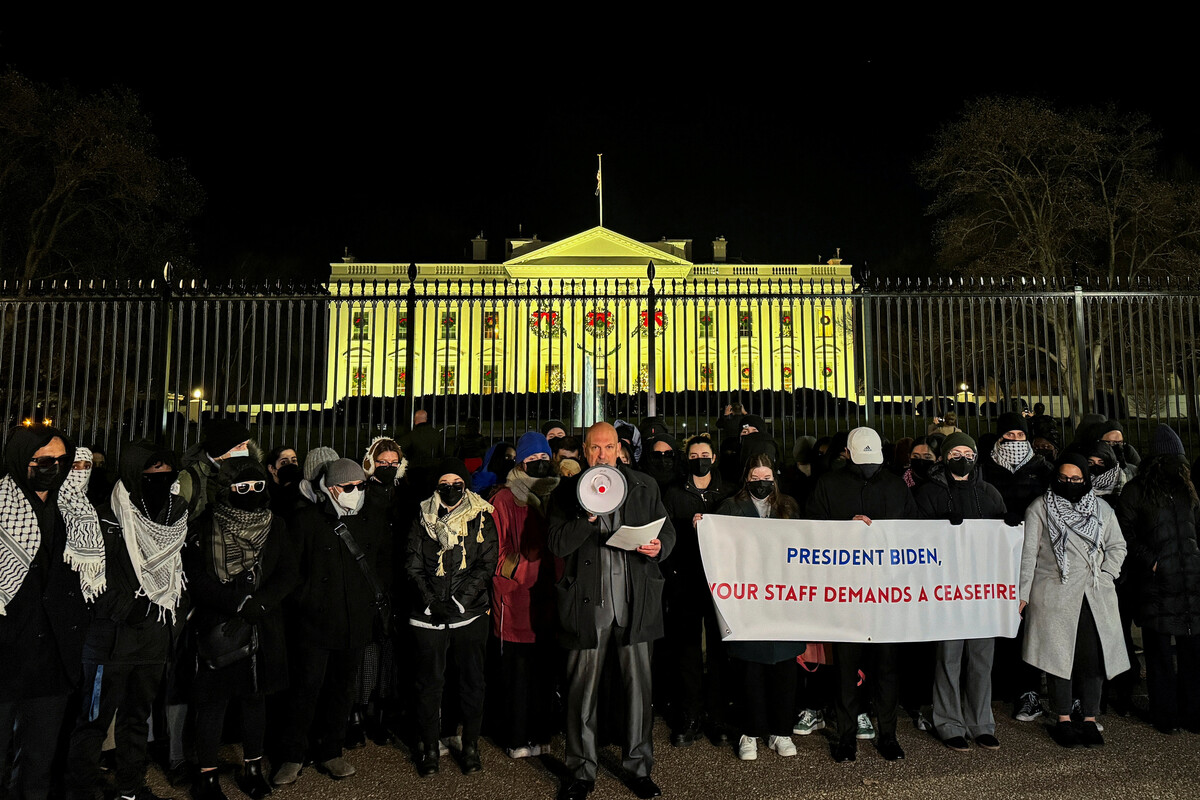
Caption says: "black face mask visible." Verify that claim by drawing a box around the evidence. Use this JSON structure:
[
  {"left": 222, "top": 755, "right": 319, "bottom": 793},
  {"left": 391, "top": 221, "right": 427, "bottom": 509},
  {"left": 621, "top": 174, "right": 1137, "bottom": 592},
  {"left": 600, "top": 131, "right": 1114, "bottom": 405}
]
[
  {"left": 1108, "top": 442, "right": 1126, "bottom": 466},
  {"left": 947, "top": 457, "right": 974, "bottom": 478},
  {"left": 1088, "top": 463, "right": 1111, "bottom": 477},
  {"left": 229, "top": 489, "right": 269, "bottom": 511},
  {"left": 525, "top": 460, "right": 554, "bottom": 479},
  {"left": 141, "top": 471, "right": 178, "bottom": 517},
  {"left": 857, "top": 463, "right": 882, "bottom": 478},
  {"left": 373, "top": 465, "right": 399, "bottom": 485},
  {"left": 27, "top": 463, "right": 63, "bottom": 493},
  {"left": 909, "top": 459, "right": 934, "bottom": 481},
  {"left": 1034, "top": 447, "right": 1057, "bottom": 462},
  {"left": 493, "top": 457, "right": 516, "bottom": 477},
  {"left": 437, "top": 483, "right": 465, "bottom": 508},
  {"left": 275, "top": 463, "right": 302, "bottom": 486},
  {"left": 688, "top": 457, "right": 713, "bottom": 477},
  {"left": 747, "top": 480, "right": 775, "bottom": 499},
  {"left": 1051, "top": 479, "right": 1089, "bottom": 504}
]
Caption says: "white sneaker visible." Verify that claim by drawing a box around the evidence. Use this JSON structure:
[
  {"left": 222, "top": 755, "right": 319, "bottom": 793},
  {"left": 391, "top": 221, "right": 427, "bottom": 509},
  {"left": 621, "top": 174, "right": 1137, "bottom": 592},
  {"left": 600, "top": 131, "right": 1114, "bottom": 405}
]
[
  {"left": 856, "top": 713, "right": 876, "bottom": 740},
  {"left": 737, "top": 735, "right": 758, "bottom": 761},
  {"left": 793, "top": 709, "right": 826, "bottom": 735},
  {"left": 506, "top": 746, "right": 535, "bottom": 759},
  {"left": 768, "top": 735, "right": 797, "bottom": 757}
]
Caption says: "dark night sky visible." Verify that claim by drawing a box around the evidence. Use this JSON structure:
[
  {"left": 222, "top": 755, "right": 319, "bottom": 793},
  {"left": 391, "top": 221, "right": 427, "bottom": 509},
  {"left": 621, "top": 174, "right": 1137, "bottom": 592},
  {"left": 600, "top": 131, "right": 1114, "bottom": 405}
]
[{"left": 5, "top": 21, "right": 1196, "bottom": 282}]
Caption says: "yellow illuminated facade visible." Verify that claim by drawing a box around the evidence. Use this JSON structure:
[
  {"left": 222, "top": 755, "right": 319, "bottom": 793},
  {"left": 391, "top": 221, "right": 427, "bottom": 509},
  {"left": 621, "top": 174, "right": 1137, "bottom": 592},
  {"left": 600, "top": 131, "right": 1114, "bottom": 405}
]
[{"left": 326, "top": 226, "right": 856, "bottom": 407}]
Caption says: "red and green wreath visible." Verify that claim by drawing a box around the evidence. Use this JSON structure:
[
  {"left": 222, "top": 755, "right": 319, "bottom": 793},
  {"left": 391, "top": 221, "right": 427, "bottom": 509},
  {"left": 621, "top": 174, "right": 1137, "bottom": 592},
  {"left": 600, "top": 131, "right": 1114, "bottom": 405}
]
[
  {"left": 585, "top": 310, "right": 615, "bottom": 338},
  {"left": 639, "top": 309, "right": 669, "bottom": 332},
  {"left": 529, "top": 310, "right": 562, "bottom": 339}
]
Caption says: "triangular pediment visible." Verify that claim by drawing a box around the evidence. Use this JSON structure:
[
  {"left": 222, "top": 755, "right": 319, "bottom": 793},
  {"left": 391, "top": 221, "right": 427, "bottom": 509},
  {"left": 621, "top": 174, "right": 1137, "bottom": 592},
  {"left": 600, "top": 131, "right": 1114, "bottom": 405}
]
[{"left": 504, "top": 227, "right": 692, "bottom": 278}]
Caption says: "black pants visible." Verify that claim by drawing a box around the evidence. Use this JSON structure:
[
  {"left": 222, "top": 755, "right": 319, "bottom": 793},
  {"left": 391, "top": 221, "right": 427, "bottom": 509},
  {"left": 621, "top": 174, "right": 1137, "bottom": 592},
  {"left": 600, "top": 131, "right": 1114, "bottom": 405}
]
[
  {"left": 1105, "top": 581, "right": 1141, "bottom": 709},
  {"left": 795, "top": 662, "right": 834, "bottom": 714},
  {"left": 279, "top": 643, "right": 361, "bottom": 763},
  {"left": 835, "top": 643, "right": 898, "bottom": 745},
  {"left": 662, "top": 582, "right": 729, "bottom": 727},
  {"left": 411, "top": 616, "right": 488, "bottom": 745},
  {"left": 195, "top": 694, "right": 266, "bottom": 768},
  {"left": 495, "top": 638, "right": 556, "bottom": 749},
  {"left": 0, "top": 694, "right": 71, "bottom": 800},
  {"left": 1047, "top": 599, "right": 1105, "bottom": 717},
  {"left": 1143, "top": 628, "right": 1200, "bottom": 730},
  {"left": 65, "top": 661, "right": 162, "bottom": 799},
  {"left": 736, "top": 658, "right": 797, "bottom": 739},
  {"left": 994, "top": 616, "right": 1044, "bottom": 702}
]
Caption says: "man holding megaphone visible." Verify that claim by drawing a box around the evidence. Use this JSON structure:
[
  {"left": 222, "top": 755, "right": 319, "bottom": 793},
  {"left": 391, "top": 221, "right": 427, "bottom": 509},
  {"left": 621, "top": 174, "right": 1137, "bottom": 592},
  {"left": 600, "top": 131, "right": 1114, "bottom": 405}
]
[{"left": 548, "top": 422, "right": 675, "bottom": 800}]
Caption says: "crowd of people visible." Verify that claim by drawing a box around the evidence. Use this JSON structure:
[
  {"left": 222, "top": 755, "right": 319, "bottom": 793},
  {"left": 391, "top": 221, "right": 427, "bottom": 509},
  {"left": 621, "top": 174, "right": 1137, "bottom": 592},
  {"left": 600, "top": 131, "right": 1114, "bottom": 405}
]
[{"left": 1, "top": 403, "right": 1198, "bottom": 800}]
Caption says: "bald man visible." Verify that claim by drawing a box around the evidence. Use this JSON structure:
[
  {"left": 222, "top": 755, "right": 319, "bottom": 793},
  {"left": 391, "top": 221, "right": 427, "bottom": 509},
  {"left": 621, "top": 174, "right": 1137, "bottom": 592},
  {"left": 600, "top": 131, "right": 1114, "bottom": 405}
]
[{"left": 548, "top": 423, "right": 674, "bottom": 800}]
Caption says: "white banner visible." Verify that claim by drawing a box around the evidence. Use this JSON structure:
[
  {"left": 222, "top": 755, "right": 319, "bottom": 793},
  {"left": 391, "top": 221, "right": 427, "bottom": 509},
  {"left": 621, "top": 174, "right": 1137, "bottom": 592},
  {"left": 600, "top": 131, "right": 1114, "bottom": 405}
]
[{"left": 696, "top": 516, "right": 1023, "bottom": 643}]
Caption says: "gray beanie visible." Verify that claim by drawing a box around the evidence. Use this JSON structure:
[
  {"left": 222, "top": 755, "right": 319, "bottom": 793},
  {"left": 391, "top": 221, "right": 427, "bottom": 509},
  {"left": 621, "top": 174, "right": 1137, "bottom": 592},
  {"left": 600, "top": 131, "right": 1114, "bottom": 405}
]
[
  {"left": 324, "top": 458, "right": 366, "bottom": 487},
  {"left": 304, "top": 446, "right": 340, "bottom": 482}
]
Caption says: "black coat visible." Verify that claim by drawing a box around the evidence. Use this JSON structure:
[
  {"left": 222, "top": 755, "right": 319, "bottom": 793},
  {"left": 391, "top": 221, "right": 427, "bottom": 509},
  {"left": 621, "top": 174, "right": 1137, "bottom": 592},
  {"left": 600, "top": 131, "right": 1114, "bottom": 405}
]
[
  {"left": 805, "top": 463, "right": 919, "bottom": 521},
  {"left": 662, "top": 473, "right": 734, "bottom": 587},
  {"left": 405, "top": 498, "right": 498, "bottom": 626},
  {"left": 286, "top": 499, "right": 386, "bottom": 650},
  {"left": 547, "top": 463, "right": 674, "bottom": 650},
  {"left": 186, "top": 509, "right": 298, "bottom": 695},
  {"left": 1116, "top": 479, "right": 1200, "bottom": 636},
  {"left": 982, "top": 455, "right": 1053, "bottom": 525},
  {"left": 914, "top": 467, "right": 1008, "bottom": 521}
]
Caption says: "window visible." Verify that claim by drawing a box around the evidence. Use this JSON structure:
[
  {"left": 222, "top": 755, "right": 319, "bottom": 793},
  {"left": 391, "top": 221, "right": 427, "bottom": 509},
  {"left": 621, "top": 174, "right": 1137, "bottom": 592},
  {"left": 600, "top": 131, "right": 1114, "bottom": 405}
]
[
  {"left": 740, "top": 365, "right": 752, "bottom": 391},
  {"left": 483, "top": 309, "right": 499, "bottom": 340},
  {"left": 780, "top": 309, "right": 793, "bottom": 338},
  {"left": 351, "top": 368, "right": 369, "bottom": 397},
  {"left": 481, "top": 366, "right": 497, "bottom": 394},
  {"left": 782, "top": 365, "right": 794, "bottom": 392},
  {"left": 351, "top": 309, "right": 370, "bottom": 342},
  {"left": 738, "top": 308, "right": 753, "bottom": 338},
  {"left": 819, "top": 306, "right": 835, "bottom": 338},
  {"left": 394, "top": 369, "right": 407, "bottom": 396},
  {"left": 439, "top": 311, "right": 457, "bottom": 340},
  {"left": 440, "top": 366, "right": 455, "bottom": 392},
  {"left": 699, "top": 309, "right": 715, "bottom": 338},
  {"left": 395, "top": 314, "right": 409, "bottom": 342},
  {"left": 545, "top": 364, "right": 563, "bottom": 391},
  {"left": 700, "top": 363, "right": 715, "bottom": 391}
]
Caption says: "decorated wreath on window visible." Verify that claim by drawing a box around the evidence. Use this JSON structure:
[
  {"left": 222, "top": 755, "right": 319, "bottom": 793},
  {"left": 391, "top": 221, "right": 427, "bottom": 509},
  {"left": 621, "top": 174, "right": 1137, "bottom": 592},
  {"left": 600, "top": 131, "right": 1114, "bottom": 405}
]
[
  {"left": 585, "top": 310, "right": 615, "bottom": 338},
  {"left": 529, "top": 310, "right": 562, "bottom": 339},
  {"left": 639, "top": 309, "right": 668, "bottom": 332}
]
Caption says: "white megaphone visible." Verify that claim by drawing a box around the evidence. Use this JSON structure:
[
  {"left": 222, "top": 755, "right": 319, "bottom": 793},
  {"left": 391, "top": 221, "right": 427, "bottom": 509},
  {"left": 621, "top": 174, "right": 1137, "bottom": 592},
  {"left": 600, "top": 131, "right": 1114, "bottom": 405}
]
[{"left": 576, "top": 464, "right": 627, "bottom": 516}]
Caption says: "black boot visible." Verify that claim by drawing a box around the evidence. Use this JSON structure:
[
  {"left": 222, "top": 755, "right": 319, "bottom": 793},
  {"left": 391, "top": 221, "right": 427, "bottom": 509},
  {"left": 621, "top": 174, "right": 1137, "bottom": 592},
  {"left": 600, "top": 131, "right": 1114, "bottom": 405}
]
[
  {"left": 417, "top": 740, "right": 440, "bottom": 777},
  {"left": 236, "top": 759, "right": 273, "bottom": 799},
  {"left": 460, "top": 739, "right": 483, "bottom": 775},
  {"left": 345, "top": 707, "right": 367, "bottom": 750},
  {"left": 191, "top": 769, "right": 229, "bottom": 800},
  {"left": 365, "top": 708, "right": 392, "bottom": 746}
]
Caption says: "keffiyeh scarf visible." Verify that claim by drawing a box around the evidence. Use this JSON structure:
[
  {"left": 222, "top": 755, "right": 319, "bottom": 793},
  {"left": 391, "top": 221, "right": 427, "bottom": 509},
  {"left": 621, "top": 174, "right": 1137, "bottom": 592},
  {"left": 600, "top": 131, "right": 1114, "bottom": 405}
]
[
  {"left": 1091, "top": 465, "right": 1125, "bottom": 497},
  {"left": 506, "top": 468, "right": 559, "bottom": 513},
  {"left": 991, "top": 440, "right": 1034, "bottom": 473},
  {"left": 211, "top": 503, "right": 273, "bottom": 583},
  {"left": 1044, "top": 487, "right": 1103, "bottom": 585},
  {"left": 112, "top": 480, "right": 188, "bottom": 620},
  {"left": 60, "top": 448, "right": 106, "bottom": 603},
  {"left": 420, "top": 490, "right": 494, "bottom": 576}
]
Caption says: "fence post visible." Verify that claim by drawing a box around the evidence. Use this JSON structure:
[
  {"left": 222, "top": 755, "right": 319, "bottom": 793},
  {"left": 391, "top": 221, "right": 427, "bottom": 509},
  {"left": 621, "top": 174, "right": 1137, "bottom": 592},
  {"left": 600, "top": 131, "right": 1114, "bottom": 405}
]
[
  {"left": 402, "top": 263, "right": 417, "bottom": 428},
  {"left": 861, "top": 282, "right": 875, "bottom": 428},
  {"left": 158, "top": 262, "right": 173, "bottom": 445},
  {"left": 646, "top": 261, "right": 657, "bottom": 419},
  {"left": 1073, "top": 285, "right": 1089, "bottom": 423}
]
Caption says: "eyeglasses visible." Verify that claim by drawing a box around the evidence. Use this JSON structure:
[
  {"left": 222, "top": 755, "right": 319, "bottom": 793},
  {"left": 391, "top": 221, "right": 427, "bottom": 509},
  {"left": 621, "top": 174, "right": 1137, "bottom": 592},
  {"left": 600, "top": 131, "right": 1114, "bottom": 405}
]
[
  {"left": 375, "top": 460, "right": 400, "bottom": 468},
  {"left": 337, "top": 483, "right": 364, "bottom": 493},
  {"left": 948, "top": 454, "right": 976, "bottom": 462},
  {"left": 29, "top": 455, "right": 71, "bottom": 469},
  {"left": 230, "top": 481, "right": 266, "bottom": 494},
  {"left": 1058, "top": 476, "right": 1086, "bottom": 485}
]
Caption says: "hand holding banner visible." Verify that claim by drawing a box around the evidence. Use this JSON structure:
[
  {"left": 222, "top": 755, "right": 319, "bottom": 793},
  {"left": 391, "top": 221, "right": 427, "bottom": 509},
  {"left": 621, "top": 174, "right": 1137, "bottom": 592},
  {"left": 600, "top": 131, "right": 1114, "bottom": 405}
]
[{"left": 696, "top": 516, "right": 1022, "bottom": 644}]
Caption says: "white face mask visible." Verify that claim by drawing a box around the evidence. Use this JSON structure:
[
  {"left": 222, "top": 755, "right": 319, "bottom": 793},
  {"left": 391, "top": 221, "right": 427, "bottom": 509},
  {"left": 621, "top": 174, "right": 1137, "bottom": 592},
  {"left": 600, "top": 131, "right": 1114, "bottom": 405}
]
[{"left": 334, "top": 487, "right": 365, "bottom": 515}]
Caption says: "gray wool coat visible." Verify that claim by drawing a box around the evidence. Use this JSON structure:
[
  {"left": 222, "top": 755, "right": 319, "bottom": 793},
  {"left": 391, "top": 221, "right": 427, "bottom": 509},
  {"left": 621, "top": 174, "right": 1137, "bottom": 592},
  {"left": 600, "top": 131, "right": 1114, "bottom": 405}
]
[{"left": 1019, "top": 495, "right": 1130, "bottom": 680}]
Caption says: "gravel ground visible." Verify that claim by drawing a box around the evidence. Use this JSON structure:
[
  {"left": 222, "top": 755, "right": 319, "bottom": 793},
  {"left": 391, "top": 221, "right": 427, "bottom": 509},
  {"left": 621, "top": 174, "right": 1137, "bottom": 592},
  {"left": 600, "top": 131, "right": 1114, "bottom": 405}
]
[{"left": 146, "top": 707, "right": 1200, "bottom": 800}]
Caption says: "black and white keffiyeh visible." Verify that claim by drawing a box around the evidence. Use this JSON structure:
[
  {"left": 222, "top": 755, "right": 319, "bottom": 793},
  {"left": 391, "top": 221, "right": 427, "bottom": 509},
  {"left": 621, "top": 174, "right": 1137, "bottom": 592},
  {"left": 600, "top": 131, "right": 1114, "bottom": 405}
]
[
  {"left": 991, "top": 440, "right": 1034, "bottom": 473},
  {"left": 60, "top": 447, "right": 106, "bottom": 602},
  {"left": 112, "top": 479, "right": 188, "bottom": 620},
  {"left": 1091, "top": 465, "right": 1125, "bottom": 497},
  {"left": 1044, "top": 487, "right": 1103, "bottom": 584}
]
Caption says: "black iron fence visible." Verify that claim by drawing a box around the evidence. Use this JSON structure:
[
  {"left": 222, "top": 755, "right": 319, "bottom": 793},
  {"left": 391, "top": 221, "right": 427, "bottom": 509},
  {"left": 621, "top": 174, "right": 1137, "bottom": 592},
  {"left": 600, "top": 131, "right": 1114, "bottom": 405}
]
[{"left": 3, "top": 271, "right": 1199, "bottom": 464}]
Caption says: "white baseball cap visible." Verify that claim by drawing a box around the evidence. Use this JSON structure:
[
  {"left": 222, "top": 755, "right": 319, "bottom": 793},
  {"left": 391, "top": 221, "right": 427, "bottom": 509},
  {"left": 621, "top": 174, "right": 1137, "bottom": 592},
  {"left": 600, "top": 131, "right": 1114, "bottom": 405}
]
[{"left": 847, "top": 427, "right": 884, "bottom": 465}]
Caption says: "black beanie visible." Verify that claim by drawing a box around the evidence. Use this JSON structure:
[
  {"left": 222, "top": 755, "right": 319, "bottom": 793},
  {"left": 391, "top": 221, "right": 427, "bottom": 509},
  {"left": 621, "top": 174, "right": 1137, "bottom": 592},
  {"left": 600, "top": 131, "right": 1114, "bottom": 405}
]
[
  {"left": 203, "top": 419, "right": 252, "bottom": 457},
  {"left": 995, "top": 412, "right": 1028, "bottom": 438},
  {"left": 433, "top": 457, "right": 472, "bottom": 487}
]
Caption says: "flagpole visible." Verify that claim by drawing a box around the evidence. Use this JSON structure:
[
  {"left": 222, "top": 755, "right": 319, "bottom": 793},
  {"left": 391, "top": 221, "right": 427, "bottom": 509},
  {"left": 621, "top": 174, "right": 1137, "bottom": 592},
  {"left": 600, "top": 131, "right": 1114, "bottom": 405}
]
[{"left": 596, "top": 153, "right": 604, "bottom": 228}]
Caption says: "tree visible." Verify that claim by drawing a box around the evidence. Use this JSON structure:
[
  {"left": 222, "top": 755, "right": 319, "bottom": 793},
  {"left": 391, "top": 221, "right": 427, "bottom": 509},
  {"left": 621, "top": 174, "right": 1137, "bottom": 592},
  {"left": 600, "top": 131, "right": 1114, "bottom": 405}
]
[
  {"left": 915, "top": 97, "right": 1200, "bottom": 421},
  {"left": 0, "top": 71, "right": 203, "bottom": 290}
]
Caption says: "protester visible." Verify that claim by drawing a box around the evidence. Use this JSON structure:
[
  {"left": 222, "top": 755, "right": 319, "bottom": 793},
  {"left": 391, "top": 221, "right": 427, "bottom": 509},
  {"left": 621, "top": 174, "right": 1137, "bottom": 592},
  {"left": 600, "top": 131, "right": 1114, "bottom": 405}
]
[
  {"left": 263, "top": 444, "right": 301, "bottom": 518},
  {"left": 904, "top": 436, "right": 940, "bottom": 489},
  {"left": 1116, "top": 425, "right": 1200, "bottom": 734},
  {"left": 915, "top": 433, "right": 1007, "bottom": 751},
  {"left": 65, "top": 442, "right": 187, "bottom": 800},
  {"left": 471, "top": 442, "right": 516, "bottom": 500},
  {"left": 187, "top": 458, "right": 296, "bottom": 800},
  {"left": 0, "top": 426, "right": 94, "bottom": 800},
  {"left": 548, "top": 422, "right": 673, "bottom": 800},
  {"left": 640, "top": 433, "right": 681, "bottom": 492},
  {"left": 489, "top": 433, "right": 561, "bottom": 759},
  {"left": 715, "top": 455, "right": 805, "bottom": 762},
  {"left": 661, "top": 434, "right": 734, "bottom": 747},
  {"left": 1019, "top": 453, "right": 1129, "bottom": 747},
  {"left": 807, "top": 427, "right": 917, "bottom": 763},
  {"left": 407, "top": 458, "right": 497, "bottom": 776},
  {"left": 453, "top": 417, "right": 489, "bottom": 473}
]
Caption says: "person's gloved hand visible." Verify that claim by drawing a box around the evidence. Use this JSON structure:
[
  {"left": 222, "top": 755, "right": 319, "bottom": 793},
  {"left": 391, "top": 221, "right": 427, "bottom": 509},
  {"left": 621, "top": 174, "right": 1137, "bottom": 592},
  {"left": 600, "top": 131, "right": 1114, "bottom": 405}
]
[
  {"left": 238, "top": 599, "right": 268, "bottom": 622},
  {"left": 429, "top": 599, "right": 457, "bottom": 624},
  {"left": 948, "top": 515, "right": 964, "bottom": 526}
]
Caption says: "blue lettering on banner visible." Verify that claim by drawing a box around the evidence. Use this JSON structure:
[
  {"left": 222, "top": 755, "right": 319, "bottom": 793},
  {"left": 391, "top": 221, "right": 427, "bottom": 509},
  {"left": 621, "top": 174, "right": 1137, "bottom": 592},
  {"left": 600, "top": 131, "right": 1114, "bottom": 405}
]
[{"left": 889, "top": 548, "right": 939, "bottom": 565}]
